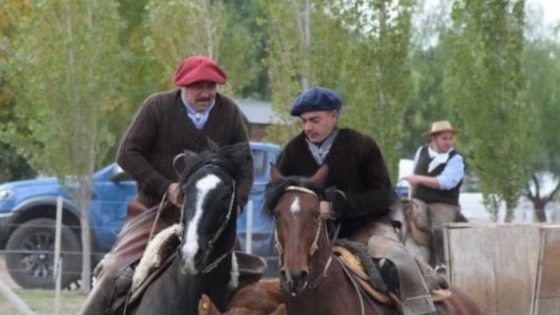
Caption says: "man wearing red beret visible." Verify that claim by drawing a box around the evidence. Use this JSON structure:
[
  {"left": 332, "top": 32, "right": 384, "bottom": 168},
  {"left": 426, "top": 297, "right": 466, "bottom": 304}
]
[
  {"left": 117, "top": 54, "right": 252, "bottom": 208},
  {"left": 78, "top": 55, "right": 253, "bottom": 315}
]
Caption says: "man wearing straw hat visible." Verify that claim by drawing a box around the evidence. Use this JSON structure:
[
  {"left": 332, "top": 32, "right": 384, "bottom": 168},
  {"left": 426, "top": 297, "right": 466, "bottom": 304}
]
[{"left": 404, "top": 120, "right": 465, "bottom": 275}]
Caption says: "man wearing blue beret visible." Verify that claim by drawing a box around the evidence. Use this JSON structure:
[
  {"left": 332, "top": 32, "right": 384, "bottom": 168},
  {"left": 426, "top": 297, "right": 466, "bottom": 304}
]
[{"left": 275, "top": 87, "right": 437, "bottom": 315}]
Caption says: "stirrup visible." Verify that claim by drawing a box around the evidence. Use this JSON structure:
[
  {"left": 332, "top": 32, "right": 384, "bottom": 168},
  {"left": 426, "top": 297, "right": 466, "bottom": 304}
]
[{"left": 434, "top": 264, "right": 447, "bottom": 275}]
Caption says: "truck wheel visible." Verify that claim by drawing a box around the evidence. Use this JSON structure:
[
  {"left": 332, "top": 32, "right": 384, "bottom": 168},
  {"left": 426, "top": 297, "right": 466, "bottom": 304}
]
[{"left": 5, "top": 218, "right": 82, "bottom": 289}]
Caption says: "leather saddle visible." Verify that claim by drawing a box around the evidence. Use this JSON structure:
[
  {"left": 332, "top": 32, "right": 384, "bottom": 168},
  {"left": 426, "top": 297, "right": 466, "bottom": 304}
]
[
  {"left": 124, "top": 246, "right": 268, "bottom": 312},
  {"left": 333, "top": 245, "right": 451, "bottom": 305}
]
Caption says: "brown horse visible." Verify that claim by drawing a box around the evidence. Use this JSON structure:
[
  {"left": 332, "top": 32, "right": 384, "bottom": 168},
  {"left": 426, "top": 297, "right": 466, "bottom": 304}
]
[
  {"left": 198, "top": 279, "right": 286, "bottom": 315},
  {"left": 262, "top": 164, "right": 483, "bottom": 315},
  {"left": 392, "top": 197, "right": 469, "bottom": 268}
]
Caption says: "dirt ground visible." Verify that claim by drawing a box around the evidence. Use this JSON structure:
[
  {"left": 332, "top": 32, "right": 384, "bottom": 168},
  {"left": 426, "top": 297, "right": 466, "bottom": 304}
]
[{"left": 0, "top": 255, "right": 86, "bottom": 315}]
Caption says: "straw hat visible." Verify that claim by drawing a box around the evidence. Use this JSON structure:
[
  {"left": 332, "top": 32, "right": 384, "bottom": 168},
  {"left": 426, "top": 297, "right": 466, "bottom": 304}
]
[{"left": 422, "top": 120, "right": 460, "bottom": 137}]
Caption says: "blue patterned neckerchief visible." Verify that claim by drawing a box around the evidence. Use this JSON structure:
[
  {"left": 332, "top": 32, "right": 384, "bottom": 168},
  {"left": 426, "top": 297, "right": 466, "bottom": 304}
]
[
  {"left": 305, "top": 129, "right": 340, "bottom": 165},
  {"left": 181, "top": 92, "right": 215, "bottom": 130}
]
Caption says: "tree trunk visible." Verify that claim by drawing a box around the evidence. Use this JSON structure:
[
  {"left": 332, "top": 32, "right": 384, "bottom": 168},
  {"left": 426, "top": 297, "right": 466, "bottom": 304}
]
[
  {"left": 531, "top": 198, "right": 548, "bottom": 223},
  {"left": 80, "top": 198, "right": 92, "bottom": 294},
  {"left": 504, "top": 208, "right": 514, "bottom": 222}
]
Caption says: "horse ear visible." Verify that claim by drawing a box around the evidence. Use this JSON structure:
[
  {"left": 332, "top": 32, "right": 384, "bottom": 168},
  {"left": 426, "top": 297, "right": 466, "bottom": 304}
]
[
  {"left": 206, "top": 137, "right": 220, "bottom": 152},
  {"left": 310, "top": 164, "right": 328, "bottom": 186},
  {"left": 173, "top": 150, "right": 198, "bottom": 175},
  {"left": 270, "top": 163, "right": 283, "bottom": 184},
  {"left": 198, "top": 294, "right": 221, "bottom": 315},
  {"left": 270, "top": 304, "right": 287, "bottom": 315}
]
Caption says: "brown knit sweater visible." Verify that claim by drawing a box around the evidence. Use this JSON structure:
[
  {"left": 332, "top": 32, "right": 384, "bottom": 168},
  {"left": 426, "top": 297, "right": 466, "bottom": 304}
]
[
  {"left": 276, "top": 129, "right": 392, "bottom": 238},
  {"left": 116, "top": 89, "right": 254, "bottom": 208}
]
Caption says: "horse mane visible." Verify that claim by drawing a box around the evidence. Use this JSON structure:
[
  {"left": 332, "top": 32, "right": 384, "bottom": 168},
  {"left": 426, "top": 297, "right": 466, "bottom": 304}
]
[
  {"left": 262, "top": 175, "right": 325, "bottom": 220},
  {"left": 177, "top": 140, "right": 248, "bottom": 187}
]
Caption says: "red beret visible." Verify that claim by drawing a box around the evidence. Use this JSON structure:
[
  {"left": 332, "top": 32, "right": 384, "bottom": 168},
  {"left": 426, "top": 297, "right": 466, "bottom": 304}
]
[{"left": 173, "top": 55, "right": 227, "bottom": 87}]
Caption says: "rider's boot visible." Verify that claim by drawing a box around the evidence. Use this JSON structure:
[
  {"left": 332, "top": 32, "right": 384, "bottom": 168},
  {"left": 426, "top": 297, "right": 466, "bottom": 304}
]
[
  {"left": 77, "top": 259, "right": 134, "bottom": 315},
  {"left": 353, "top": 219, "right": 437, "bottom": 315},
  {"left": 378, "top": 258, "right": 436, "bottom": 315}
]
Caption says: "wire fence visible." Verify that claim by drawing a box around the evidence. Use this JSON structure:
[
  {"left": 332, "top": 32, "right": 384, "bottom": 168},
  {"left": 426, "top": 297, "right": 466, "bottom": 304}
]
[{"left": 0, "top": 197, "right": 279, "bottom": 315}]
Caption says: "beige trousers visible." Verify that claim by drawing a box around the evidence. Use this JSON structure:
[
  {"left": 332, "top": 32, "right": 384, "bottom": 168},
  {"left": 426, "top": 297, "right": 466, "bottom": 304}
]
[{"left": 350, "top": 219, "right": 436, "bottom": 315}]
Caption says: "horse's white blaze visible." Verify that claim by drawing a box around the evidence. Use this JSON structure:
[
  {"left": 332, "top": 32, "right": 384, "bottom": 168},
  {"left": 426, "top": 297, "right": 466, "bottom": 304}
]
[
  {"left": 181, "top": 174, "right": 222, "bottom": 272},
  {"left": 290, "top": 196, "right": 301, "bottom": 215}
]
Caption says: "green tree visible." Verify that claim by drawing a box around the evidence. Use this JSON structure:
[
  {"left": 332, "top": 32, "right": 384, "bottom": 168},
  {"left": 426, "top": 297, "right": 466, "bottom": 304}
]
[
  {"left": 260, "top": 0, "right": 415, "bottom": 183},
  {"left": 402, "top": 46, "right": 452, "bottom": 158},
  {"left": 221, "top": 0, "right": 271, "bottom": 100},
  {"left": 0, "top": 0, "right": 36, "bottom": 181},
  {"left": 3, "top": 0, "right": 123, "bottom": 292},
  {"left": 523, "top": 21, "right": 560, "bottom": 222},
  {"left": 337, "top": 0, "right": 415, "bottom": 182},
  {"left": 143, "top": 0, "right": 260, "bottom": 98},
  {"left": 258, "top": 0, "right": 314, "bottom": 144},
  {"left": 402, "top": 0, "right": 456, "bottom": 158},
  {"left": 445, "top": 0, "right": 534, "bottom": 221}
]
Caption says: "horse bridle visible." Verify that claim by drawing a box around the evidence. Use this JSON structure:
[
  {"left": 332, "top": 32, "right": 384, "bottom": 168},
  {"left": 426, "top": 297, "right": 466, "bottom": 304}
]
[
  {"left": 275, "top": 185, "right": 373, "bottom": 315},
  {"left": 274, "top": 185, "right": 338, "bottom": 290},
  {"left": 178, "top": 164, "right": 237, "bottom": 274}
]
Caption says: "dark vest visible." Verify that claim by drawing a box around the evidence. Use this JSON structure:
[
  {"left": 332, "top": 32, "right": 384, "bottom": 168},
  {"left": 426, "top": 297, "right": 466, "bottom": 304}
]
[{"left": 412, "top": 145, "right": 463, "bottom": 206}]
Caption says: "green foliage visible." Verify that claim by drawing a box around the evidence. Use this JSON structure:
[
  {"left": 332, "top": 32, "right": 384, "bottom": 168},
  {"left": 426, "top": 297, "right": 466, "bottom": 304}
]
[
  {"left": 260, "top": 0, "right": 415, "bottom": 183},
  {"left": 4, "top": 0, "right": 121, "bottom": 176},
  {"left": 525, "top": 38, "right": 560, "bottom": 174},
  {"left": 336, "top": 0, "right": 415, "bottom": 183},
  {"left": 0, "top": 143, "right": 36, "bottom": 182},
  {"left": 0, "top": 0, "right": 36, "bottom": 181},
  {"left": 445, "top": 0, "right": 534, "bottom": 221},
  {"left": 258, "top": 0, "right": 312, "bottom": 144},
  {"left": 402, "top": 46, "right": 453, "bottom": 158},
  {"left": 143, "top": 0, "right": 260, "bottom": 98},
  {"left": 2, "top": 0, "right": 124, "bottom": 291}
]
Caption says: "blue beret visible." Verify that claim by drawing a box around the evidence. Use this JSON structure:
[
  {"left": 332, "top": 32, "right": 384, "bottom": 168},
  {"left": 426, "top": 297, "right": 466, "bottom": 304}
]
[{"left": 290, "top": 87, "right": 342, "bottom": 116}]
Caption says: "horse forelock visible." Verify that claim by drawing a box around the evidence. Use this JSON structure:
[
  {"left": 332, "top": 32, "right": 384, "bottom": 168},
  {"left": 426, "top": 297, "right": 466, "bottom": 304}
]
[
  {"left": 262, "top": 176, "right": 325, "bottom": 221},
  {"left": 178, "top": 150, "right": 217, "bottom": 188}
]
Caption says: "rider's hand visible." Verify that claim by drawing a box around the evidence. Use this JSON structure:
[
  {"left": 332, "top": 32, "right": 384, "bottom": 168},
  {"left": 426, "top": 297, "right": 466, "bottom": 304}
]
[
  {"left": 324, "top": 187, "right": 346, "bottom": 218},
  {"left": 403, "top": 175, "right": 422, "bottom": 186},
  {"left": 167, "top": 183, "right": 181, "bottom": 206}
]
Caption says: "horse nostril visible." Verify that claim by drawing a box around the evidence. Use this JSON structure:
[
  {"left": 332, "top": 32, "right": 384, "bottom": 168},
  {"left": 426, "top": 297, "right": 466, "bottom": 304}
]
[
  {"left": 280, "top": 270, "right": 289, "bottom": 284},
  {"left": 300, "top": 270, "right": 309, "bottom": 284}
]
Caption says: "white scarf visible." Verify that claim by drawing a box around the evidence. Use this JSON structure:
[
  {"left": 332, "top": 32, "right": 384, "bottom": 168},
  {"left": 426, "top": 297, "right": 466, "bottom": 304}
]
[{"left": 427, "top": 146, "right": 453, "bottom": 173}]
